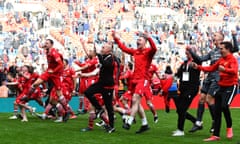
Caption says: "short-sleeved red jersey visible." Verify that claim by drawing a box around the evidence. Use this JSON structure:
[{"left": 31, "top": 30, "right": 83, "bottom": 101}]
[{"left": 46, "top": 48, "right": 64, "bottom": 74}]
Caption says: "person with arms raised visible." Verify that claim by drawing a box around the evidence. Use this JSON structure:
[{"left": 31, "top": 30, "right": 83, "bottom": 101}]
[{"left": 113, "top": 31, "right": 157, "bottom": 133}]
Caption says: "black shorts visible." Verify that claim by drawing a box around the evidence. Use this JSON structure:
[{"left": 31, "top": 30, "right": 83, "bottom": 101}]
[{"left": 201, "top": 79, "right": 219, "bottom": 97}]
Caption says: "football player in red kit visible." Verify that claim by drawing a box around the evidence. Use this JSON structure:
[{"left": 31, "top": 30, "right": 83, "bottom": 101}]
[
  {"left": 8, "top": 65, "right": 38, "bottom": 122},
  {"left": 119, "top": 62, "right": 134, "bottom": 110},
  {"left": 28, "top": 39, "right": 70, "bottom": 122},
  {"left": 74, "top": 45, "right": 99, "bottom": 114},
  {"left": 61, "top": 59, "right": 77, "bottom": 119},
  {"left": 159, "top": 65, "right": 174, "bottom": 113},
  {"left": 144, "top": 63, "right": 160, "bottom": 123},
  {"left": 43, "top": 59, "right": 77, "bottom": 122},
  {"left": 113, "top": 31, "right": 157, "bottom": 133}
]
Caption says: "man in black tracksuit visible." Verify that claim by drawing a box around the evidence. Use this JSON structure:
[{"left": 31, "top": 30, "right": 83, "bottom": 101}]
[
  {"left": 172, "top": 49, "right": 202, "bottom": 136},
  {"left": 84, "top": 41, "right": 116, "bottom": 133}
]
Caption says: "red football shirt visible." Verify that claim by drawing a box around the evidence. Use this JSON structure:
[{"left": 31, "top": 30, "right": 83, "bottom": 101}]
[
  {"left": 62, "top": 66, "right": 76, "bottom": 91},
  {"left": 120, "top": 69, "right": 133, "bottom": 89},
  {"left": 148, "top": 64, "right": 158, "bottom": 80},
  {"left": 198, "top": 54, "right": 238, "bottom": 87},
  {"left": 22, "top": 72, "right": 38, "bottom": 94},
  {"left": 114, "top": 37, "right": 157, "bottom": 80},
  {"left": 46, "top": 48, "right": 64, "bottom": 74},
  {"left": 17, "top": 76, "right": 26, "bottom": 92}
]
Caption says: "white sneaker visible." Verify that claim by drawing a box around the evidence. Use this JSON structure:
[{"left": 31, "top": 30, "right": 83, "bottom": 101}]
[
  {"left": 95, "top": 120, "right": 105, "bottom": 127},
  {"left": 32, "top": 107, "right": 36, "bottom": 113},
  {"left": 54, "top": 117, "right": 63, "bottom": 123},
  {"left": 195, "top": 121, "right": 203, "bottom": 126},
  {"left": 21, "top": 119, "right": 28, "bottom": 122},
  {"left": 9, "top": 115, "right": 18, "bottom": 120},
  {"left": 122, "top": 115, "right": 127, "bottom": 123},
  {"left": 172, "top": 129, "right": 185, "bottom": 136},
  {"left": 36, "top": 113, "right": 46, "bottom": 120}
]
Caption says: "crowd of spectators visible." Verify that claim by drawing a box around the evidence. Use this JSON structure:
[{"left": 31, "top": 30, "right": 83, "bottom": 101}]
[
  {"left": 0, "top": 0, "right": 239, "bottom": 97},
  {"left": 48, "top": 0, "right": 240, "bottom": 73}
]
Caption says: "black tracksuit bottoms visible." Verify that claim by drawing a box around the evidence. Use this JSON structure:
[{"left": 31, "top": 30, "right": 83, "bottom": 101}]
[
  {"left": 174, "top": 87, "right": 199, "bottom": 131},
  {"left": 84, "top": 82, "right": 114, "bottom": 128},
  {"left": 213, "top": 85, "right": 238, "bottom": 137}
]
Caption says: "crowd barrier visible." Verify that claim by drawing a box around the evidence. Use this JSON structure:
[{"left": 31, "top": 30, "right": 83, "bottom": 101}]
[{"left": 0, "top": 83, "right": 240, "bottom": 112}]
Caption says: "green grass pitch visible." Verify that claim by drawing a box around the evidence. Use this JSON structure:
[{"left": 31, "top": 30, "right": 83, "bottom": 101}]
[{"left": 0, "top": 109, "right": 240, "bottom": 144}]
